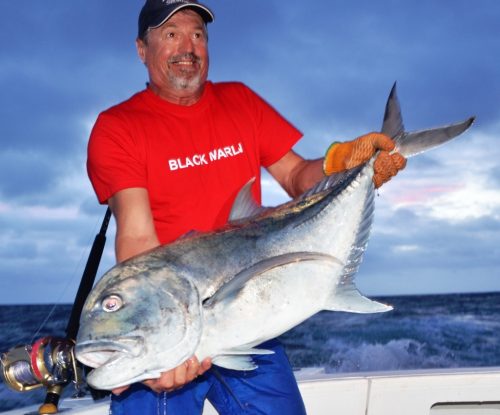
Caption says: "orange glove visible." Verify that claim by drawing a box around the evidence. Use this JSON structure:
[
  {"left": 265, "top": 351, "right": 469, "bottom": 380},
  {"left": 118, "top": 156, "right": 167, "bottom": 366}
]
[{"left": 323, "top": 132, "right": 406, "bottom": 188}]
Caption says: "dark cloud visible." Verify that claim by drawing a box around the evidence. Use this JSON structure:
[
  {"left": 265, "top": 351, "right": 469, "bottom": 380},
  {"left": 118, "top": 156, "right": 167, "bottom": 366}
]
[
  {"left": 358, "top": 211, "right": 500, "bottom": 295},
  {"left": 0, "top": 210, "right": 116, "bottom": 304},
  {"left": 0, "top": 151, "right": 59, "bottom": 199}
]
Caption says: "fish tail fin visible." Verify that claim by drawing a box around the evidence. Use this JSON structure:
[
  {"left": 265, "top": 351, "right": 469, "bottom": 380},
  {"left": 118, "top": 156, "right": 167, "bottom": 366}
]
[{"left": 382, "top": 82, "right": 475, "bottom": 158}]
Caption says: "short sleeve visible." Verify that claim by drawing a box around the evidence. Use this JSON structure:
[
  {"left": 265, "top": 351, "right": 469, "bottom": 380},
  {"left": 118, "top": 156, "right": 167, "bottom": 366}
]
[
  {"left": 241, "top": 85, "right": 303, "bottom": 167},
  {"left": 87, "top": 111, "right": 147, "bottom": 204}
]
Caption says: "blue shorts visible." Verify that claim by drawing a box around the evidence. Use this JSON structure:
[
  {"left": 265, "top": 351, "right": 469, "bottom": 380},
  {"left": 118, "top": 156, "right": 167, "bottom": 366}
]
[{"left": 110, "top": 340, "right": 306, "bottom": 415}]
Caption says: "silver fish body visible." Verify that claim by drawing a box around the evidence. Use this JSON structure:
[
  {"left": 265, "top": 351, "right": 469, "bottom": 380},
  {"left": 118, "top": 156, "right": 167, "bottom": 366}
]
[{"left": 76, "top": 85, "right": 474, "bottom": 390}]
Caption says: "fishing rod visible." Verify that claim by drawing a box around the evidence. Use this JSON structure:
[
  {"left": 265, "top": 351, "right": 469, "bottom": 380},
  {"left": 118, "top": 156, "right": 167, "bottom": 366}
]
[{"left": 0, "top": 208, "right": 112, "bottom": 415}]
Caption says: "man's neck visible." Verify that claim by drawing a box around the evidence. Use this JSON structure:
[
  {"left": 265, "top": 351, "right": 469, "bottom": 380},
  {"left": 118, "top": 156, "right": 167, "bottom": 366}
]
[{"left": 148, "top": 82, "right": 205, "bottom": 106}]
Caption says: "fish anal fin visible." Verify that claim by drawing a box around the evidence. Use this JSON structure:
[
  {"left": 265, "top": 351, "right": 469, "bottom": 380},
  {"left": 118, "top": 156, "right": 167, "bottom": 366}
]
[{"left": 325, "top": 284, "right": 392, "bottom": 313}]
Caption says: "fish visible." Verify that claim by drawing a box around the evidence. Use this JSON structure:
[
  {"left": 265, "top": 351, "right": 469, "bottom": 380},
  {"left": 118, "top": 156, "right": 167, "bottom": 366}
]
[{"left": 75, "top": 84, "right": 474, "bottom": 390}]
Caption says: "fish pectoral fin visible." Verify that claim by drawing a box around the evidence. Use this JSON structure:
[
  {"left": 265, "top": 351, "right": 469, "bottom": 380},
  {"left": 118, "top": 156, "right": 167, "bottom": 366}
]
[
  {"left": 325, "top": 283, "right": 393, "bottom": 313},
  {"left": 203, "top": 252, "right": 343, "bottom": 308}
]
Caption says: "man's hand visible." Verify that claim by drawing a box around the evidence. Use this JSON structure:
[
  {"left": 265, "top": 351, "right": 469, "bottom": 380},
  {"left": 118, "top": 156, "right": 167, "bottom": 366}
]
[
  {"left": 323, "top": 132, "right": 406, "bottom": 188},
  {"left": 112, "top": 356, "right": 212, "bottom": 395}
]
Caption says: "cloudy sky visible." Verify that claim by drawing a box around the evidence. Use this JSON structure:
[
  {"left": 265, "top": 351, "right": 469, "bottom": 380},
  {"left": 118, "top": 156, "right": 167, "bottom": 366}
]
[{"left": 0, "top": 1, "right": 499, "bottom": 304}]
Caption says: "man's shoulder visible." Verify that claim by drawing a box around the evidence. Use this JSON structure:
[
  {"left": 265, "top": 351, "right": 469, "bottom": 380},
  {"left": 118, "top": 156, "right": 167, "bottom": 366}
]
[
  {"left": 210, "top": 81, "right": 259, "bottom": 102},
  {"left": 212, "top": 81, "right": 251, "bottom": 93},
  {"left": 99, "top": 90, "right": 148, "bottom": 117}
]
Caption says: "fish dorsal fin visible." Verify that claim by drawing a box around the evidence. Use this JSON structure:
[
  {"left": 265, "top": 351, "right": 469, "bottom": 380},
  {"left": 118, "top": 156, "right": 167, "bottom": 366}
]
[
  {"left": 228, "top": 178, "right": 267, "bottom": 222},
  {"left": 203, "top": 252, "right": 342, "bottom": 308},
  {"left": 177, "top": 229, "right": 199, "bottom": 240},
  {"left": 382, "top": 82, "right": 405, "bottom": 140}
]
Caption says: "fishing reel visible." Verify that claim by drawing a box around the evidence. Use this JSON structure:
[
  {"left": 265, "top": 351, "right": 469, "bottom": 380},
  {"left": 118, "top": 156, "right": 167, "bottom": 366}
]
[
  {"left": 1, "top": 336, "right": 83, "bottom": 414},
  {"left": 1, "top": 336, "right": 77, "bottom": 392}
]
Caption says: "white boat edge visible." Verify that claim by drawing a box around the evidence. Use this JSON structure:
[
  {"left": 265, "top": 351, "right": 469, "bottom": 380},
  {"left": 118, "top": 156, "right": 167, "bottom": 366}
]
[{"left": 4, "top": 367, "right": 500, "bottom": 415}]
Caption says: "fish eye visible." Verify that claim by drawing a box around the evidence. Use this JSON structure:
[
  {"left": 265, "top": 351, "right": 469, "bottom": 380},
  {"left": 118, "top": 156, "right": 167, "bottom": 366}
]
[{"left": 102, "top": 295, "right": 123, "bottom": 313}]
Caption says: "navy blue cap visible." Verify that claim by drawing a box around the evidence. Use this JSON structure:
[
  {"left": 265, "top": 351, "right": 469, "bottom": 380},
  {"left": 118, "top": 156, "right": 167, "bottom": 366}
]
[{"left": 138, "top": 0, "right": 214, "bottom": 39}]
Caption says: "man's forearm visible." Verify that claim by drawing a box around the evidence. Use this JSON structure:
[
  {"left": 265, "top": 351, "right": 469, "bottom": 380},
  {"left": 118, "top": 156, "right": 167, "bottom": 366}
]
[
  {"left": 267, "top": 151, "right": 325, "bottom": 199},
  {"left": 285, "top": 158, "right": 325, "bottom": 198},
  {"left": 108, "top": 188, "right": 161, "bottom": 263},
  {"left": 115, "top": 232, "right": 160, "bottom": 262},
  {"left": 115, "top": 232, "right": 160, "bottom": 263}
]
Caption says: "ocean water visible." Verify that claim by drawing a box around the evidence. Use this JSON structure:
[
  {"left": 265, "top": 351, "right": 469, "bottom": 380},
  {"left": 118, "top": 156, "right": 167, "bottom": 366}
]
[{"left": 1, "top": 292, "right": 499, "bottom": 411}]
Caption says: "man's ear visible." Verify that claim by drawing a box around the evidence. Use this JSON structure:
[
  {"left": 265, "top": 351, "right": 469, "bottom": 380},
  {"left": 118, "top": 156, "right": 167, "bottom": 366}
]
[{"left": 136, "top": 38, "right": 147, "bottom": 64}]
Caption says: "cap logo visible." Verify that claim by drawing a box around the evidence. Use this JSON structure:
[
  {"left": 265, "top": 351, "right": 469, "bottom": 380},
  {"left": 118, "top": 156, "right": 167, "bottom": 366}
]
[{"left": 162, "top": 0, "right": 190, "bottom": 4}]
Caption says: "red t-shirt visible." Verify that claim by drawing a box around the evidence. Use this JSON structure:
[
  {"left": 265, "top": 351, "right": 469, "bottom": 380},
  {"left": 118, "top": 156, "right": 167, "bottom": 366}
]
[{"left": 87, "top": 81, "right": 302, "bottom": 244}]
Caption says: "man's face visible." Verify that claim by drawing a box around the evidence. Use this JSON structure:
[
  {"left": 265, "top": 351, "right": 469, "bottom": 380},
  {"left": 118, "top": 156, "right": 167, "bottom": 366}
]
[{"left": 137, "top": 9, "right": 209, "bottom": 102}]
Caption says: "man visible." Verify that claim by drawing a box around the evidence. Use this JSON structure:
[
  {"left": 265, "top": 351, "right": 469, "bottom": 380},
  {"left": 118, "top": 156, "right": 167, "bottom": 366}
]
[{"left": 87, "top": 1, "right": 406, "bottom": 413}]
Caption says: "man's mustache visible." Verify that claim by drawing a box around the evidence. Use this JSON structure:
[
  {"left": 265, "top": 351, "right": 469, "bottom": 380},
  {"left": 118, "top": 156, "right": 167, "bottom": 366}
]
[{"left": 168, "top": 53, "right": 201, "bottom": 64}]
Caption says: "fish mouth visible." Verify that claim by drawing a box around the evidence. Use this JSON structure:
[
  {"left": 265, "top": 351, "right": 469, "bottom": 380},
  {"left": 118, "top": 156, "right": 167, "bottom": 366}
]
[{"left": 75, "top": 336, "right": 144, "bottom": 369}]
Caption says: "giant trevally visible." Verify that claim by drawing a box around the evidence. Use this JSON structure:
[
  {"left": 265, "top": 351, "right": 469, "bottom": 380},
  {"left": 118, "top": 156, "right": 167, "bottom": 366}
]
[{"left": 75, "top": 84, "right": 474, "bottom": 390}]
